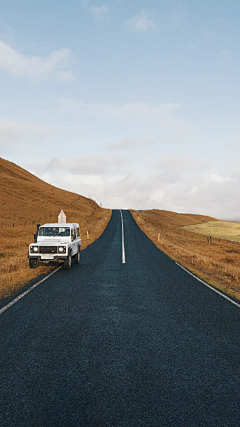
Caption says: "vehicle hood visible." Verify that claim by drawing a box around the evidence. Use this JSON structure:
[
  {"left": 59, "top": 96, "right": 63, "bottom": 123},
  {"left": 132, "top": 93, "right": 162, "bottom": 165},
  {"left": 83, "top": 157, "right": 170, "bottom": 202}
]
[{"left": 37, "top": 239, "right": 69, "bottom": 245}]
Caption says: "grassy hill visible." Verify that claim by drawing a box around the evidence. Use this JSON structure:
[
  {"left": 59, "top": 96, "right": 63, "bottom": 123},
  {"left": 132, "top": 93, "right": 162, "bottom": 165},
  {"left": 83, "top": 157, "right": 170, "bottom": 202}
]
[
  {"left": 182, "top": 221, "right": 240, "bottom": 242},
  {"left": 131, "top": 209, "right": 240, "bottom": 301},
  {"left": 0, "top": 157, "right": 111, "bottom": 299}
]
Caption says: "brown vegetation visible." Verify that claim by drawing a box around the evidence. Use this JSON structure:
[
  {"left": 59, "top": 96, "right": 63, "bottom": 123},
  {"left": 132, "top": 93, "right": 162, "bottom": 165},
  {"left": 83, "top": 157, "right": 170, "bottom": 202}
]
[
  {"left": 0, "top": 158, "right": 111, "bottom": 299},
  {"left": 131, "top": 209, "right": 240, "bottom": 301}
]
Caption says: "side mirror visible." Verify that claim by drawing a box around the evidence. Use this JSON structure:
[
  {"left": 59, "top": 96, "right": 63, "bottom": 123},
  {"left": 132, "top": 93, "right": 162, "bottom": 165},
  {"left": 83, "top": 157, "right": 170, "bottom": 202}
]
[{"left": 34, "top": 224, "right": 41, "bottom": 242}]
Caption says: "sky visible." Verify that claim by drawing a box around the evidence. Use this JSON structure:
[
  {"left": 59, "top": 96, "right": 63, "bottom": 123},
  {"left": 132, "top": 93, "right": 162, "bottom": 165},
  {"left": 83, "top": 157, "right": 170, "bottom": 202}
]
[{"left": 0, "top": 0, "right": 240, "bottom": 219}]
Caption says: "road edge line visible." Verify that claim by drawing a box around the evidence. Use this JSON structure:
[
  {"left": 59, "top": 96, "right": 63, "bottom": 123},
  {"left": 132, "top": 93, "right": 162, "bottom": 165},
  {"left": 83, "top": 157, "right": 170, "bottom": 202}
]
[
  {"left": 0, "top": 266, "right": 62, "bottom": 316},
  {"left": 176, "top": 262, "right": 240, "bottom": 308},
  {"left": 120, "top": 210, "right": 126, "bottom": 264}
]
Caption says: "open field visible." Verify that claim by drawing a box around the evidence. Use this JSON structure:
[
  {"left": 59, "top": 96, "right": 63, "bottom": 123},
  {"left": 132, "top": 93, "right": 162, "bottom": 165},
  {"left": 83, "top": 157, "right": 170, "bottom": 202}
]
[
  {"left": 131, "top": 209, "right": 240, "bottom": 301},
  {"left": 0, "top": 158, "right": 111, "bottom": 299},
  {"left": 182, "top": 220, "right": 240, "bottom": 242}
]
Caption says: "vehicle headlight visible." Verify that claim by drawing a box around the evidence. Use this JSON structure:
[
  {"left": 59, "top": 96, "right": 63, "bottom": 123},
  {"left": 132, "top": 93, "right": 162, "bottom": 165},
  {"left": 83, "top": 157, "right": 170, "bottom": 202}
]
[
  {"left": 58, "top": 247, "right": 66, "bottom": 253},
  {"left": 59, "top": 247, "right": 63, "bottom": 252},
  {"left": 30, "top": 246, "right": 38, "bottom": 253}
]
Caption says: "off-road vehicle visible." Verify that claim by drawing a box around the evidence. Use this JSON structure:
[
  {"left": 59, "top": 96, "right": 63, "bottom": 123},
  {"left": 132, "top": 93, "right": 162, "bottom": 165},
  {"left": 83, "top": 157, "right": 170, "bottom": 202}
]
[{"left": 28, "top": 223, "right": 81, "bottom": 270}]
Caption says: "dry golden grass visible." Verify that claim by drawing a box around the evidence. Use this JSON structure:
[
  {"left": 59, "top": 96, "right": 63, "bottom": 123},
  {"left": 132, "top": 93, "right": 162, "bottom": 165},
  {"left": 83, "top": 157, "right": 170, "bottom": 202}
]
[
  {"left": 131, "top": 209, "right": 240, "bottom": 301},
  {"left": 0, "top": 158, "right": 111, "bottom": 299},
  {"left": 182, "top": 220, "right": 240, "bottom": 242}
]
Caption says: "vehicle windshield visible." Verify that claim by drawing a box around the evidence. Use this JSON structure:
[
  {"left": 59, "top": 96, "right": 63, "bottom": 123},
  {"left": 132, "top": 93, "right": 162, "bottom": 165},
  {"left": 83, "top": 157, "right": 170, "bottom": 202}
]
[{"left": 39, "top": 227, "right": 70, "bottom": 237}]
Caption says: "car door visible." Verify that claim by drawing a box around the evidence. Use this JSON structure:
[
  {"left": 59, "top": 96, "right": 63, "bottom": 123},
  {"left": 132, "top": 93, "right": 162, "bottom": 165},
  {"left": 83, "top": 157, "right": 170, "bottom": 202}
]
[
  {"left": 76, "top": 226, "right": 81, "bottom": 248},
  {"left": 71, "top": 227, "right": 77, "bottom": 255}
]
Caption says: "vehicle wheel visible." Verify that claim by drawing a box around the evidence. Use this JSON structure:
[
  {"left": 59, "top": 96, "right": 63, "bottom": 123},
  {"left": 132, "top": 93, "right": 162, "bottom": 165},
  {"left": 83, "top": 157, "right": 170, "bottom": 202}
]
[
  {"left": 64, "top": 252, "right": 72, "bottom": 270},
  {"left": 74, "top": 247, "right": 81, "bottom": 264},
  {"left": 29, "top": 258, "right": 38, "bottom": 269}
]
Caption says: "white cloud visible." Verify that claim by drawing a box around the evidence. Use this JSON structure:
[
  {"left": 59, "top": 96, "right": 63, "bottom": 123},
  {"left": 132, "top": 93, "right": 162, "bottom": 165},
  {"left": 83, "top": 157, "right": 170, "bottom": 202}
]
[
  {"left": 0, "top": 118, "right": 51, "bottom": 149},
  {"left": 154, "top": 156, "right": 213, "bottom": 173},
  {"left": 61, "top": 155, "right": 125, "bottom": 175},
  {"left": 58, "top": 99, "right": 196, "bottom": 144},
  {"left": 107, "top": 138, "right": 154, "bottom": 150},
  {"left": 57, "top": 70, "right": 75, "bottom": 82},
  {"left": 0, "top": 40, "right": 73, "bottom": 81},
  {"left": 24, "top": 152, "right": 240, "bottom": 219},
  {"left": 29, "top": 155, "right": 126, "bottom": 176},
  {"left": 59, "top": 98, "right": 181, "bottom": 119},
  {"left": 209, "top": 173, "right": 230, "bottom": 183},
  {"left": 124, "top": 10, "right": 157, "bottom": 33},
  {"left": 147, "top": 165, "right": 237, "bottom": 219},
  {"left": 111, "top": 102, "right": 179, "bottom": 119},
  {"left": 81, "top": 2, "right": 109, "bottom": 20},
  {"left": 90, "top": 5, "right": 109, "bottom": 20},
  {"left": 0, "top": 119, "right": 29, "bottom": 146}
]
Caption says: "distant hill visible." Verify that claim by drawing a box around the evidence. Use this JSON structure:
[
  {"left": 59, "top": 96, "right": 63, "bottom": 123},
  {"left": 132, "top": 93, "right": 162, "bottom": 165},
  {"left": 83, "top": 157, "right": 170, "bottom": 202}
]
[
  {"left": 0, "top": 157, "right": 103, "bottom": 227},
  {"left": 0, "top": 157, "right": 111, "bottom": 299},
  {"left": 141, "top": 209, "right": 218, "bottom": 229}
]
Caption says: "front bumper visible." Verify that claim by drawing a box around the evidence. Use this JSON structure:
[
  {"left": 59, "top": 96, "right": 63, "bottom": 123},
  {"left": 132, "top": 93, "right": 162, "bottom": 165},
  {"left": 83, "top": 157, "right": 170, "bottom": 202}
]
[{"left": 28, "top": 254, "right": 68, "bottom": 261}]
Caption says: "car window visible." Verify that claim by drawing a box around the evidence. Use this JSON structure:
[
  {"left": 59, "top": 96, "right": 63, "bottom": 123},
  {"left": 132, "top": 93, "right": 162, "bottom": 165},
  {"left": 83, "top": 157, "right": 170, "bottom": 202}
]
[
  {"left": 39, "top": 227, "right": 70, "bottom": 236},
  {"left": 71, "top": 229, "right": 76, "bottom": 241},
  {"left": 76, "top": 228, "right": 80, "bottom": 238}
]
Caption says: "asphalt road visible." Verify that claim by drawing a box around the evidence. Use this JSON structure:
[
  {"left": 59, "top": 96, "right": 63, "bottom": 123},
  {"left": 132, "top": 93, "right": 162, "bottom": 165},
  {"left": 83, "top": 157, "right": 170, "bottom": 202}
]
[{"left": 0, "top": 210, "right": 240, "bottom": 427}]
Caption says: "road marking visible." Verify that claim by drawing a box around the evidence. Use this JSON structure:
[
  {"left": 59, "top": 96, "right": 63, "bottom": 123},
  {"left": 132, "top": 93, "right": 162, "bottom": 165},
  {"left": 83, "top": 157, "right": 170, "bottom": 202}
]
[
  {"left": 176, "top": 262, "right": 240, "bottom": 309},
  {"left": 0, "top": 266, "right": 62, "bottom": 316},
  {"left": 120, "top": 210, "right": 126, "bottom": 264}
]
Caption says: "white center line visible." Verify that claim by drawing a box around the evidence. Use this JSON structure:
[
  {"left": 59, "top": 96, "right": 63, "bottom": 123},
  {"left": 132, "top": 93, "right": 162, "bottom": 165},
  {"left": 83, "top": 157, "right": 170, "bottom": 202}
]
[
  {"left": 0, "top": 266, "right": 62, "bottom": 316},
  {"left": 120, "top": 210, "right": 126, "bottom": 264}
]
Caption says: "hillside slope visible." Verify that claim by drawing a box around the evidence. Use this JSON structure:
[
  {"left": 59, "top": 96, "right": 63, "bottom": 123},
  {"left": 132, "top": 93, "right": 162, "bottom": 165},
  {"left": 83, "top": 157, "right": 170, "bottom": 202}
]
[
  {"left": 0, "top": 157, "right": 111, "bottom": 298},
  {"left": 137, "top": 209, "right": 218, "bottom": 228}
]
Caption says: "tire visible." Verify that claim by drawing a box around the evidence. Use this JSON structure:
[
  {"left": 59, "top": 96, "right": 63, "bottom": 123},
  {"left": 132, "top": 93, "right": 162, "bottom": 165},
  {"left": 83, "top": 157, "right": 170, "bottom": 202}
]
[
  {"left": 29, "top": 258, "right": 38, "bottom": 269},
  {"left": 64, "top": 252, "right": 72, "bottom": 270},
  {"left": 74, "top": 247, "right": 81, "bottom": 264}
]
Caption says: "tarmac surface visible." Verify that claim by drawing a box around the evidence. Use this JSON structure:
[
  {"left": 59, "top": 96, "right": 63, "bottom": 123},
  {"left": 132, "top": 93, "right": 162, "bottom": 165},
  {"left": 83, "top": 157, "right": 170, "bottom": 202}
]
[{"left": 0, "top": 210, "right": 240, "bottom": 426}]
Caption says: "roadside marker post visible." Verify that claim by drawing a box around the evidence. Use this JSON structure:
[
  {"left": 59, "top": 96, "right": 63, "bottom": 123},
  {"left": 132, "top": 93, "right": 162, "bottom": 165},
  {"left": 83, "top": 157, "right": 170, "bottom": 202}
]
[
  {"left": 87, "top": 231, "right": 89, "bottom": 239},
  {"left": 158, "top": 233, "right": 160, "bottom": 242}
]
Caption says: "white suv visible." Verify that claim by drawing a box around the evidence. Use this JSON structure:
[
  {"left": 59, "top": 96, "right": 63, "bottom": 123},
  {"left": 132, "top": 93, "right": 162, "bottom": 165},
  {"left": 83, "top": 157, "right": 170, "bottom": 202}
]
[{"left": 28, "top": 223, "right": 81, "bottom": 270}]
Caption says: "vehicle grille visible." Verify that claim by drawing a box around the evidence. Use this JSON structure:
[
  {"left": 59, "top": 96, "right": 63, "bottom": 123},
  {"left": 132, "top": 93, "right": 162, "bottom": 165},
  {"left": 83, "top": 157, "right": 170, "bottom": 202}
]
[{"left": 39, "top": 246, "right": 57, "bottom": 254}]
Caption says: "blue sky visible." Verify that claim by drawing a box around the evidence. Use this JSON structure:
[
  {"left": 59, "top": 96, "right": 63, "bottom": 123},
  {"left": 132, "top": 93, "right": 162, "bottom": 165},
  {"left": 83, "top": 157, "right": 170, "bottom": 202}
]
[{"left": 1, "top": 0, "right": 240, "bottom": 218}]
